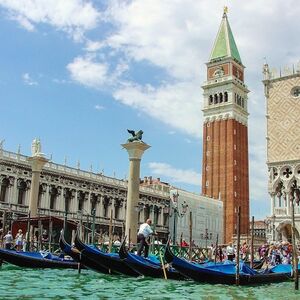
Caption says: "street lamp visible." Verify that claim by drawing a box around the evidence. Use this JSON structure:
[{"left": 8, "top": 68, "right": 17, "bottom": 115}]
[
  {"left": 170, "top": 191, "right": 188, "bottom": 245},
  {"left": 91, "top": 208, "right": 96, "bottom": 245}
]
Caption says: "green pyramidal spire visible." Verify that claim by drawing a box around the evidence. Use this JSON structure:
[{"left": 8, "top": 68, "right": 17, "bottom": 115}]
[{"left": 210, "top": 10, "right": 242, "bottom": 64}]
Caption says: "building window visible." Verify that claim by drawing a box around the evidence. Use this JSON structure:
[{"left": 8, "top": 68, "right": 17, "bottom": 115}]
[
  {"left": 206, "top": 151, "right": 210, "bottom": 156},
  {"left": 234, "top": 176, "right": 237, "bottom": 181},
  {"left": 207, "top": 122, "right": 210, "bottom": 127},
  {"left": 207, "top": 136, "right": 210, "bottom": 141},
  {"left": 224, "top": 92, "right": 228, "bottom": 102},
  {"left": 234, "top": 160, "right": 237, "bottom": 165},
  {"left": 234, "top": 144, "right": 237, "bottom": 150},
  {"left": 206, "top": 166, "right": 210, "bottom": 171},
  {"left": 234, "top": 192, "right": 237, "bottom": 197},
  {"left": 214, "top": 94, "right": 218, "bottom": 104},
  {"left": 219, "top": 93, "right": 223, "bottom": 103},
  {"left": 233, "top": 129, "right": 236, "bottom": 135},
  {"left": 206, "top": 181, "right": 209, "bottom": 187},
  {"left": 209, "top": 95, "right": 213, "bottom": 104}
]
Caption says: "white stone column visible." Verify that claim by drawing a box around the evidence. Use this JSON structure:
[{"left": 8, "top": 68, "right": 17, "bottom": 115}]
[
  {"left": 158, "top": 207, "right": 163, "bottom": 226},
  {"left": 87, "top": 192, "right": 92, "bottom": 214},
  {"left": 97, "top": 195, "right": 103, "bottom": 217},
  {"left": 8, "top": 178, "right": 16, "bottom": 204},
  {"left": 122, "top": 141, "right": 150, "bottom": 243},
  {"left": 27, "top": 155, "right": 48, "bottom": 217},
  {"left": 111, "top": 198, "right": 115, "bottom": 219},
  {"left": 270, "top": 192, "right": 276, "bottom": 216},
  {"left": 73, "top": 190, "right": 79, "bottom": 214},
  {"left": 287, "top": 192, "right": 291, "bottom": 216},
  {"left": 150, "top": 205, "right": 155, "bottom": 221},
  {"left": 140, "top": 208, "right": 145, "bottom": 223}
]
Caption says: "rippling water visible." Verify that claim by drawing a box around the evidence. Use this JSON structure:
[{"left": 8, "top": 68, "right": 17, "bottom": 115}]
[{"left": 1, "top": 264, "right": 300, "bottom": 300}]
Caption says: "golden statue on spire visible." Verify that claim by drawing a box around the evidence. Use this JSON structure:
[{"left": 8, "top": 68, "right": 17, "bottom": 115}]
[{"left": 224, "top": 6, "right": 228, "bottom": 15}]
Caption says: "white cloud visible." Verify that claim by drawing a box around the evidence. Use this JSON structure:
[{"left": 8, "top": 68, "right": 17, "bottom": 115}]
[
  {"left": 113, "top": 81, "right": 202, "bottom": 137},
  {"left": 149, "top": 162, "right": 201, "bottom": 186},
  {"left": 94, "top": 104, "right": 105, "bottom": 110},
  {"left": 0, "top": 0, "right": 100, "bottom": 40},
  {"left": 67, "top": 55, "right": 108, "bottom": 88},
  {"left": 85, "top": 40, "right": 103, "bottom": 52},
  {"left": 22, "top": 73, "right": 38, "bottom": 85}
]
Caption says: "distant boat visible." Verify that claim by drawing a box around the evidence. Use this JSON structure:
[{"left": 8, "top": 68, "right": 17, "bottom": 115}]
[
  {"left": 74, "top": 232, "right": 139, "bottom": 276},
  {"left": 0, "top": 248, "right": 79, "bottom": 269},
  {"left": 164, "top": 243, "right": 292, "bottom": 285},
  {"left": 119, "top": 239, "right": 184, "bottom": 280}
]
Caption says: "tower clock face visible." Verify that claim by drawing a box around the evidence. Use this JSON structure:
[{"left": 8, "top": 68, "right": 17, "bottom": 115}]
[{"left": 213, "top": 67, "right": 225, "bottom": 77}]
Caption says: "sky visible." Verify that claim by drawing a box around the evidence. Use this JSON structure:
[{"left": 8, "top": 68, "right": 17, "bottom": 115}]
[{"left": 0, "top": 0, "right": 299, "bottom": 220}]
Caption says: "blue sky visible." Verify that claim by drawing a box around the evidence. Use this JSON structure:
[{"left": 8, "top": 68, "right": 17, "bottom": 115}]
[{"left": 0, "top": 0, "right": 299, "bottom": 219}]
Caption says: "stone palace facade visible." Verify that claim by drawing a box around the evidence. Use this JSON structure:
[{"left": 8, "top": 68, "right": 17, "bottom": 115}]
[
  {"left": 263, "top": 62, "right": 300, "bottom": 243},
  {"left": 0, "top": 146, "right": 170, "bottom": 240}
]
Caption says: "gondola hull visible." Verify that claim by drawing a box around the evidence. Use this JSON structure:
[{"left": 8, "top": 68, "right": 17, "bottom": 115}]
[
  {"left": 74, "top": 233, "right": 139, "bottom": 276},
  {"left": 119, "top": 240, "right": 183, "bottom": 280},
  {"left": 0, "top": 249, "right": 79, "bottom": 269},
  {"left": 165, "top": 244, "right": 292, "bottom": 285}
]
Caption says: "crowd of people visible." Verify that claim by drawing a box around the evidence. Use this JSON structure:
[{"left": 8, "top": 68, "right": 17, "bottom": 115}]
[
  {"left": 0, "top": 229, "right": 24, "bottom": 251},
  {"left": 0, "top": 228, "right": 50, "bottom": 251},
  {"left": 204, "top": 241, "right": 298, "bottom": 266}
]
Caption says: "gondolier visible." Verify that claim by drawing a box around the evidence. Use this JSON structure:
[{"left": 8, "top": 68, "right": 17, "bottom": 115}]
[{"left": 137, "top": 219, "right": 156, "bottom": 258}]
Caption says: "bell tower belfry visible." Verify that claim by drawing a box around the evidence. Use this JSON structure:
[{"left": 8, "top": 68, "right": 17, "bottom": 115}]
[{"left": 201, "top": 9, "right": 250, "bottom": 243}]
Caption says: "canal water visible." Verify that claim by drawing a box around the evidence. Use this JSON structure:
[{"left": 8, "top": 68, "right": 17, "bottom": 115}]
[{"left": 1, "top": 264, "right": 300, "bottom": 300}]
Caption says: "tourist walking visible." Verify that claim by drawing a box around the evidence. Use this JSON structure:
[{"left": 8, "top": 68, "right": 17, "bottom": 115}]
[{"left": 137, "top": 219, "right": 156, "bottom": 258}]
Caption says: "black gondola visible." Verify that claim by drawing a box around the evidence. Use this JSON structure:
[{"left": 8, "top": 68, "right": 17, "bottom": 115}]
[
  {"left": 0, "top": 248, "right": 79, "bottom": 269},
  {"left": 74, "top": 232, "right": 139, "bottom": 276},
  {"left": 59, "top": 230, "right": 81, "bottom": 262},
  {"left": 164, "top": 243, "right": 292, "bottom": 285},
  {"left": 119, "top": 239, "right": 184, "bottom": 280}
]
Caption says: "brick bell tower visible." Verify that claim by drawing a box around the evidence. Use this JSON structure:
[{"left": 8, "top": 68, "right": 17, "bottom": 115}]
[{"left": 201, "top": 9, "right": 250, "bottom": 243}]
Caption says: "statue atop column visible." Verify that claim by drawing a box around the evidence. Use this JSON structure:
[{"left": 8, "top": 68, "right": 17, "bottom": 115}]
[
  {"left": 31, "top": 138, "right": 43, "bottom": 157},
  {"left": 127, "top": 129, "right": 144, "bottom": 143}
]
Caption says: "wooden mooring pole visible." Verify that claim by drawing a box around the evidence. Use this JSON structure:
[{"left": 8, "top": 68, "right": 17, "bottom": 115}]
[
  {"left": 236, "top": 206, "right": 241, "bottom": 286},
  {"left": 250, "top": 216, "right": 254, "bottom": 269},
  {"left": 26, "top": 211, "right": 31, "bottom": 251},
  {"left": 189, "top": 211, "right": 193, "bottom": 261},
  {"left": 108, "top": 209, "right": 113, "bottom": 253},
  {"left": 291, "top": 191, "right": 299, "bottom": 290},
  {"left": 214, "top": 234, "right": 219, "bottom": 264}
]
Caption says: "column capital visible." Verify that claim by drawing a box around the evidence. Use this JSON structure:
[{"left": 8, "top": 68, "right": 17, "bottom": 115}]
[
  {"left": 121, "top": 141, "right": 151, "bottom": 160},
  {"left": 27, "top": 156, "right": 49, "bottom": 172}
]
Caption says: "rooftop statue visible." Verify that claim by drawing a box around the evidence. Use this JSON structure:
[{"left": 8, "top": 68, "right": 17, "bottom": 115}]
[{"left": 127, "top": 129, "right": 144, "bottom": 143}]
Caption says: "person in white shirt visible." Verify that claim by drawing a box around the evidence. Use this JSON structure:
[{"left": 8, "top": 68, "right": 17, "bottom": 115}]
[
  {"left": 137, "top": 219, "right": 156, "bottom": 258},
  {"left": 3, "top": 231, "right": 13, "bottom": 250},
  {"left": 226, "top": 243, "right": 235, "bottom": 261}
]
